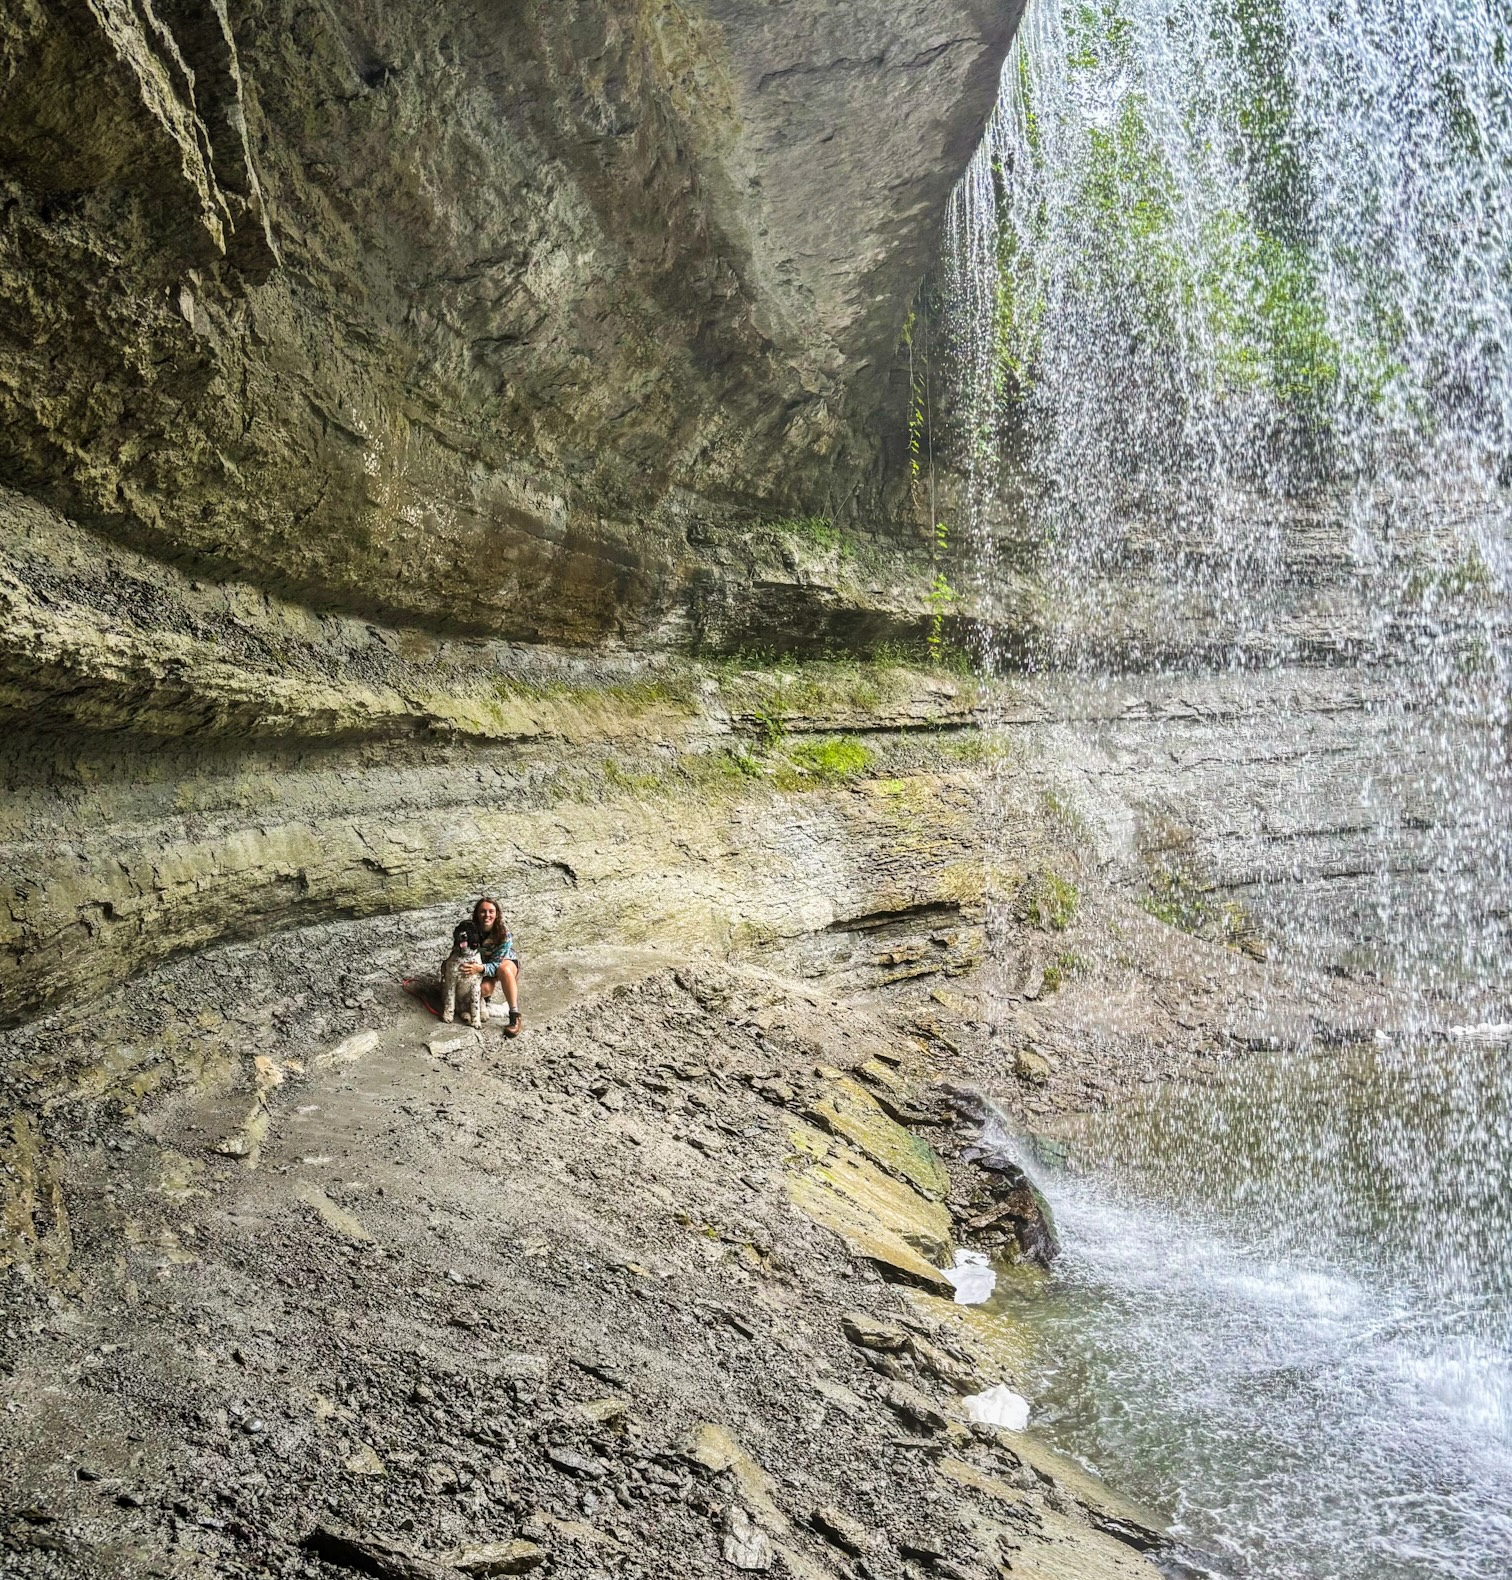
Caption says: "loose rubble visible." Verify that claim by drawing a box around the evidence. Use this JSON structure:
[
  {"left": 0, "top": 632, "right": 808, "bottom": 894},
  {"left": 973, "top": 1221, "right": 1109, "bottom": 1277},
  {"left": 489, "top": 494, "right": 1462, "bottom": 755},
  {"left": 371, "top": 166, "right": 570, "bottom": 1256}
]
[{"left": 0, "top": 956, "right": 1199, "bottom": 1580}]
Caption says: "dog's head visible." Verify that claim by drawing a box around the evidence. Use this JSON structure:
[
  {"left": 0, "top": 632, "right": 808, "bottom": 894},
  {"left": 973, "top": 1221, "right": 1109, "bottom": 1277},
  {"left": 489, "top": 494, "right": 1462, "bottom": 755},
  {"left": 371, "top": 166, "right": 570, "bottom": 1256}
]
[{"left": 451, "top": 921, "right": 481, "bottom": 955}]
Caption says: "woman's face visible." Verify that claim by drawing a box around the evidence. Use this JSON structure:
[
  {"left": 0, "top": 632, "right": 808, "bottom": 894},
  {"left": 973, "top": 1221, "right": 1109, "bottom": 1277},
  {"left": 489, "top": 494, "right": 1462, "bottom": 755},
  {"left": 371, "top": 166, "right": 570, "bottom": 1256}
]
[{"left": 478, "top": 902, "right": 498, "bottom": 928}]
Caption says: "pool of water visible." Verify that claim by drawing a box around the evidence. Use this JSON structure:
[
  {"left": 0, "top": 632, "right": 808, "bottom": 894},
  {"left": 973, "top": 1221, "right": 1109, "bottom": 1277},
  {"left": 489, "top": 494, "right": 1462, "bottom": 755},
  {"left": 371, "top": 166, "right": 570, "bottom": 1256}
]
[{"left": 988, "top": 1037, "right": 1512, "bottom": 1579}]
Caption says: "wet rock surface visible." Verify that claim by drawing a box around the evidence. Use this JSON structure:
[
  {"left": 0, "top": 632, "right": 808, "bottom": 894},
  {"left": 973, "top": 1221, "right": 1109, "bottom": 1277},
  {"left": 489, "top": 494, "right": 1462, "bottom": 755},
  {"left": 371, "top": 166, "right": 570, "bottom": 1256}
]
[{"left": 0, "top": 636, "right": 988, "bottom": 1029}]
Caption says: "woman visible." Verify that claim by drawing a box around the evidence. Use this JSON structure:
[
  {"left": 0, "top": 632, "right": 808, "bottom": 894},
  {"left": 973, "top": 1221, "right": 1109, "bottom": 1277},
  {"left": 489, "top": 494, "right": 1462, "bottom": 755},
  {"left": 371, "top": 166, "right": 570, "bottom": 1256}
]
[{"left": 462, "top": 895, "right": 521, "bottom": 1036}]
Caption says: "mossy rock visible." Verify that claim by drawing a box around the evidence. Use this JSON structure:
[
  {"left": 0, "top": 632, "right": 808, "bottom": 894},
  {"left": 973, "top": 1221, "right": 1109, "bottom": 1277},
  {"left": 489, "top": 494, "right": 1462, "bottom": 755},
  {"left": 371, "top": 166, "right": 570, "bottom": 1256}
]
[
  {"left": 806, "top": 1078, "right": 951, "bottom": 1200},
  {"left": 786, "top": 1118, "right": 954, "bottom": 1290},
  {"left": 1016, "top": 871, "right": 1079, "bottom": 931}
]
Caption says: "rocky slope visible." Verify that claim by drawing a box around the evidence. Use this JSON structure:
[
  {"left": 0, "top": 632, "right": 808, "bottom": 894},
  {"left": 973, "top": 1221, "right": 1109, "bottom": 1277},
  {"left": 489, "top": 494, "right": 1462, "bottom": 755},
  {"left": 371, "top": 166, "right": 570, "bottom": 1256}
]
[{"left": 1, "top": 858, "right": 1385, "bottom": 1579}]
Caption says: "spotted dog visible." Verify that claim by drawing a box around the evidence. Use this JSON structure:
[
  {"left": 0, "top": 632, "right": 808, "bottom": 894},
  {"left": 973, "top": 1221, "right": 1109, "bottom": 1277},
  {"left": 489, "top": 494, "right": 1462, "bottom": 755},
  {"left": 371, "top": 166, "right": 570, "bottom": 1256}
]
[{"left": 441, "top": 921, "right": 484, "bottom": 1027}]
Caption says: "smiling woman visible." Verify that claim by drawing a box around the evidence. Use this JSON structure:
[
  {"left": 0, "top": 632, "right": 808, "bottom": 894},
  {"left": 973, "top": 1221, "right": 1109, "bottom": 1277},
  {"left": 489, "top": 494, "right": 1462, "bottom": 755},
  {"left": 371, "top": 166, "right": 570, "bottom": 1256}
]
[{"left": 468, "top": 895, "right": 522, "bottom": 1036}]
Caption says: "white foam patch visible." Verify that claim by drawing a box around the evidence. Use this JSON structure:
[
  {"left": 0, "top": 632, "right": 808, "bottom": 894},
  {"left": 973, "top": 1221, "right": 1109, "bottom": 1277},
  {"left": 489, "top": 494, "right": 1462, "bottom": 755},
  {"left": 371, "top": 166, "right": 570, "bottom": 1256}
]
[
  {"left": 965, "top": 1383, "right": 1031, "bottom": 1432},
  {"left": 943, "top": 1248, "right": 997, "bottom": 1305}
]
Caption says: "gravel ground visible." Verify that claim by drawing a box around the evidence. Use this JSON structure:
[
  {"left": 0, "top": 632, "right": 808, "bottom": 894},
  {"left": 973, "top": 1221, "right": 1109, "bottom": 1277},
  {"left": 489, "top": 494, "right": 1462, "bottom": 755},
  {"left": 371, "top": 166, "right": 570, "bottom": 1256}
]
[{"left": 0, "top": 894, "right": 1391, "bottom": 1580}]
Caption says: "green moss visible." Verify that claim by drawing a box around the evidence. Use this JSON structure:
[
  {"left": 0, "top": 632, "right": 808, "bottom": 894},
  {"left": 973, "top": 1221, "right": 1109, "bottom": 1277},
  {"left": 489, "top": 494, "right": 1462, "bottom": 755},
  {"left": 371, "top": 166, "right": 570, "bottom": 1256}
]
[
  {"left": 602, "top": 759, "right": 666, "bottom": 797},
  {"left": 719, "top": 657, "right": 977, "bottom": 726},
  {"left": 1019, "top": 871, "right": 1079, "bottom": 931},
  {"left": 1404, "top": 547, "right": 1497, "bottom": 607},
  {"left": 601, "top": 743, "right": 769, "bottom": 803},
  {"left": 1225, "top": 0, "right": 1312, "bottom": 246},
  {"left": 1040, "top": 949, "right": 1089, "bottom": 994},
  {"left": 769, "top": 515, "right": 849, "bottom": 556},
  {"left": 1139, "top": 865, "right": 1211, "bottom": 932},
  {"left": 941, "top": 729, "right": 993, "bottom": 765},
  {"left": 995, "top": 3, "right": 1386, "bottom": 429},
  {"left": 774, "top": 735, "right": 877, "bottom": 788},
  {"left": 488, "top": 668, "right": 700, "bottom": 717},
  {"left": 1199, "top": 214, "right": 1339, "bottom": 408},
  {"left": 599, "top": 672, "right": 702, "bottom": 712},
  {"left": 1455, "top": 631, "right": 1496, "bottom": 680},
  {"left": 1066, "top": 0, "right": 1136, "bottom": 71},
  {"left": 1141, "top": 862, "right": 1264, "bottom": 955}
]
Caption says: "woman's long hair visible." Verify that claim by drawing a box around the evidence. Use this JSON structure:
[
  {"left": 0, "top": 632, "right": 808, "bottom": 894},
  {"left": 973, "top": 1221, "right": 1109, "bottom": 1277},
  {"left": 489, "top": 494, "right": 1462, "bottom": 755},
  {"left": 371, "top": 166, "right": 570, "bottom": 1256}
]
[{"left": 471, "top": 895, "right": 508, "bottom": 954}]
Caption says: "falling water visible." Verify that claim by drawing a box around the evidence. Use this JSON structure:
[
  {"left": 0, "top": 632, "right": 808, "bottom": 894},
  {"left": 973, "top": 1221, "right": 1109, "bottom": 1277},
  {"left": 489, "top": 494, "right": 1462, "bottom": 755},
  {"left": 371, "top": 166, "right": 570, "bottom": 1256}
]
[
  {"left": 947, "top": 0, "right": 1512, "bottom": 993},
  {"left": 941, "top": 0, "right": 1512, "bottom": 1574}
]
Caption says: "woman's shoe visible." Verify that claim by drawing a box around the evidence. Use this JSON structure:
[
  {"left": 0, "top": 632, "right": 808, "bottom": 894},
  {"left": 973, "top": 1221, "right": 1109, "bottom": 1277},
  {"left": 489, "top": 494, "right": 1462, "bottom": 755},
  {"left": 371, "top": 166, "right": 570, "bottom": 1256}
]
[{"left": 504, "top": 1010, "right": 523, "bottom": 1038}]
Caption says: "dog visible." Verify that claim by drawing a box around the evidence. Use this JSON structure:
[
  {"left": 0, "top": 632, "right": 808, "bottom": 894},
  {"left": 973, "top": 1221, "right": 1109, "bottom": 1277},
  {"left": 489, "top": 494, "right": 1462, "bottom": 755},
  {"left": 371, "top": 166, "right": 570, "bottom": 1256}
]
[{"left": 441, "top": 921, "right": 484, "bottom": 1027}]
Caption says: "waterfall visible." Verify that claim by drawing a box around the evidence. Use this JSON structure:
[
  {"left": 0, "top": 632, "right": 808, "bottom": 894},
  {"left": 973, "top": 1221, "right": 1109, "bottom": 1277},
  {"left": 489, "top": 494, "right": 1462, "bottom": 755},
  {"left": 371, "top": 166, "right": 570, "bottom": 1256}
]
[
  {"left": 946, "top": 0, "right": 1512, "bottom": 998},
  {"left": 942, "top": 1, "right": 1512, "bottom": 1575}
]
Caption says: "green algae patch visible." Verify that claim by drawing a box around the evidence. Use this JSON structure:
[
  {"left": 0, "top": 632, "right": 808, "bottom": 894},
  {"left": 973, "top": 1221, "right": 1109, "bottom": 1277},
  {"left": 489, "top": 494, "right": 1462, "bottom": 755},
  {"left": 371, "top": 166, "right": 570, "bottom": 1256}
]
[
  {"left": 807, "top": 1078, "right": 951, "bottom": 1200},
  {"left": 425, "top": 671, "right": 703, "bottom": 745},
  {"left": 1017, "top": 870, "right": 1079, "bottom": 931},
  {"left": 717, "top": 659, "right": 982, "bottom": 733},
  {"left": 857, "top": 1057, "right": 910, "bottom": 1097},
  {"left": 786, "top": 1119, "right": 954, "bottom": 1290},
  {"left": 773, "top": 735, "right": 876, "bottom": 788},
  {"left": 1008, "top": 1429, "right": 1170, "bottom": 1541}
]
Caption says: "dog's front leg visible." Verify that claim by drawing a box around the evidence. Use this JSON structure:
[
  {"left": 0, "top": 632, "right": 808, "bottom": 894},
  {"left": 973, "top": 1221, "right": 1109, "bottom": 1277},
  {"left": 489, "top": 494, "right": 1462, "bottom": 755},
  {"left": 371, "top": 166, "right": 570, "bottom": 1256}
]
[{"left": 442, "top": 960, "right": 457, "bottom": 1023}]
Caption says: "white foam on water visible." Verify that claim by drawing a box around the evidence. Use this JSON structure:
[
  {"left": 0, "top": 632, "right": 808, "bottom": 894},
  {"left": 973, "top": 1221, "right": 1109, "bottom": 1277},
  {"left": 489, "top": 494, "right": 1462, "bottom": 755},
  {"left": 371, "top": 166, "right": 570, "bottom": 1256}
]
[
  {"left": 944, "top": 1248, "right": 997, "bottom": 1305},
  {"left": 965, "top": 1382, "right": 1031, "bottom": 1432},
  {"left": 1011, "top": 1147, "right": 1512, "bottom": 1580}
]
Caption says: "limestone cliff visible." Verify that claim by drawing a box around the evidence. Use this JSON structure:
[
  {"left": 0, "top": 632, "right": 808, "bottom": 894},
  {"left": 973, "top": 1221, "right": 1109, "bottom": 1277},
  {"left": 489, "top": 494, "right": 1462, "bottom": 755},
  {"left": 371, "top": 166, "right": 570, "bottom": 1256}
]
[
  {"left": 0, "top": 0, "right": 1029, "bottom": 1028},
  {"left": 0, "top": 0, "right": 1018, "bottom": 643}
]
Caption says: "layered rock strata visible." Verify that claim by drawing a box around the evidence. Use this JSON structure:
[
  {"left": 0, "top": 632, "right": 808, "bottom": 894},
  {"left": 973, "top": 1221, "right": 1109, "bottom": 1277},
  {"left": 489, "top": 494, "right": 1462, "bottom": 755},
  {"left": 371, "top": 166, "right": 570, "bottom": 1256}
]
[
  {"left": 1, "top": 498, "right": 991, "bottom": 1030},
  {"left": 966, "top": 475, "right": 1512, "bottom": 987},
  {"left": 0, "top": 959, "right": 1185, "bottom": 1580}
]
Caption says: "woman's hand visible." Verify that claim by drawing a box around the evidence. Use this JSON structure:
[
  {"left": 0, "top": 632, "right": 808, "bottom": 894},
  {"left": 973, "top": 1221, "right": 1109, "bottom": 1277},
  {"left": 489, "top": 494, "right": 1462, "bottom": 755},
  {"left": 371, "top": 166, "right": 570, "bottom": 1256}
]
[{"left": 461, "top": 961, "right": 484, "bottom": 976}]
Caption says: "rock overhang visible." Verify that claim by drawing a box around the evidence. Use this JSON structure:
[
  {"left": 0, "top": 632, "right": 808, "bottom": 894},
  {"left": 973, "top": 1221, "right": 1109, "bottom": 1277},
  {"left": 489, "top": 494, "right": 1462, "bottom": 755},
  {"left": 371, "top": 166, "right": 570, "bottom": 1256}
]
[{"left": 0, "top": 0, "right": 1022, "bottom": 645}]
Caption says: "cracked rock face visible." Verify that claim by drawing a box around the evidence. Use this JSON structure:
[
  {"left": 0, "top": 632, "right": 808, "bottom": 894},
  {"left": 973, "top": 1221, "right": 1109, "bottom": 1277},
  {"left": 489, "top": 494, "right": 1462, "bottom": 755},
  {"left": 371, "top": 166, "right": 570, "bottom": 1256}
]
[{"left": 0, "top": 0, "right": 1020, "bottom": 643}]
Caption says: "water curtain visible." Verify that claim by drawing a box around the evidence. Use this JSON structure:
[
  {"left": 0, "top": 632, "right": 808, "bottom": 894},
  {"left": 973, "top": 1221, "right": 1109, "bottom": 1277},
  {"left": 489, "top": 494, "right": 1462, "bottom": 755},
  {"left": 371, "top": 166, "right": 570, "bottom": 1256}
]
[
  {"left": 938, "top": 4, "right": 1512, "bottom": 1576},
  {"left": 946, "top": 0, "right": 1512, "bottom": 1002}
]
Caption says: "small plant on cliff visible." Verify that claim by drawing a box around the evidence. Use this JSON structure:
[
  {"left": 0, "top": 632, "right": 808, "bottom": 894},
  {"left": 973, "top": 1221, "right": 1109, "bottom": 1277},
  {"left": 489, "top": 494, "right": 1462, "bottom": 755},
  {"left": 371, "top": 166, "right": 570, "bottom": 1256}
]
[
  {"left": 1140, "top": 863, "right": 1212, "bottom": 933},
  {"left": 1402, "top": 546, "right": 1496, "bottom": 608},
  {"left": 1040, "top": 950, "right": 1088, "bottom": 994},
  {"left": 1141, "top": 862, "right": 1266, "bottom": 957},
  {"left": 926, "top": 519, "right": 957, "bottom": 664},
  {"left": 752, "top": 704, "right": 789, "bottom": 750},
  {"left": 926, "top": 569, "right": 957, "bottom": 659}
]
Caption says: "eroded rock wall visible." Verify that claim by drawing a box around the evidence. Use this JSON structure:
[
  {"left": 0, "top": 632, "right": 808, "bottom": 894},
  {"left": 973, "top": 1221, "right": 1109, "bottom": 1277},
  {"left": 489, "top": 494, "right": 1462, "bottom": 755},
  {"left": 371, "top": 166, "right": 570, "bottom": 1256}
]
[
  {"left": 1, "top": 542, "right": 993, "bottom": 1027},
  {"left": 0, "top": 1, "right": 1031, "bottom": 1029},
  {"left": 0, "top": 0, "right": 1019, "bottom": 643},
  {"left": 974, "top": 478, "right": 1512, "bottom": 985}
]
